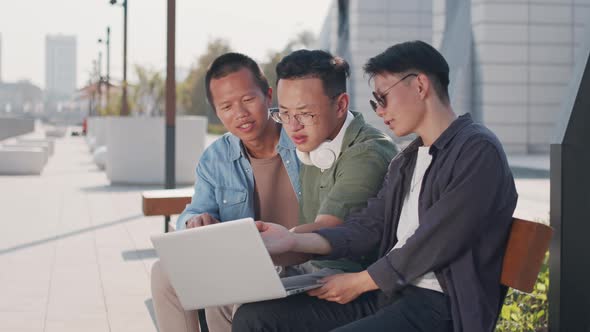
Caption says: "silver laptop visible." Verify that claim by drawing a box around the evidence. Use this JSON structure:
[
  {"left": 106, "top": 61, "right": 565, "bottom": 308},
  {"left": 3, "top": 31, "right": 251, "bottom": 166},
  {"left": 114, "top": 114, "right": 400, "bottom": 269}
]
[{"left": 150, "top": 217, "right": 322, "bottom": 310}]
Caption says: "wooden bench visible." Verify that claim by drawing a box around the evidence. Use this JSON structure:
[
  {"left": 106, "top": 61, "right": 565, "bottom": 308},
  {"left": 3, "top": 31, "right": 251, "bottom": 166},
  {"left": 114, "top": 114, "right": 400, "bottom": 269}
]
[
  {"left": 142, "top": 188, "right": 193, "bottom": 232},
  {"left": 141, "top": 189, "right": 553, "bottom": 331},
  {"left": 501, "top": 218, "right": 553, "bottom": 293},
  {"left": 141, "top": 189, "right": 553, "bottom": 293}
]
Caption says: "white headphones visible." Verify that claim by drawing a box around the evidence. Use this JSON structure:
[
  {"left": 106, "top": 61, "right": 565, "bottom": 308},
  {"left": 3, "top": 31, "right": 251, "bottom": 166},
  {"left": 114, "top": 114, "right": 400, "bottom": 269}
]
[{"left": 296, "top": 111, "right": 354, "bottom": 171}]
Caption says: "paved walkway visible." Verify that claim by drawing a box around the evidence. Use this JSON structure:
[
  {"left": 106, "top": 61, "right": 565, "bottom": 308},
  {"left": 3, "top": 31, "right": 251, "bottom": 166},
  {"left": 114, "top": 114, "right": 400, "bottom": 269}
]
[
  {"left": 508, "top": 154, "right": 550, "bottom": 223},
  {"left": 0, "top": 132, "right": 550, "bottom": 331},
  {"left": 0, "top": 134, "right": 163, "bottom": 332}
]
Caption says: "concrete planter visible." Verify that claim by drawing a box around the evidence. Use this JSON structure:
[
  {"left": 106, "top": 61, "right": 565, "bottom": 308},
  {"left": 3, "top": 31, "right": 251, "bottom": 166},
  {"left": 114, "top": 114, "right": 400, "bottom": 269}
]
[
  {"left": 87, "top": 117, "right": 108, "bottom": 152},
  {"left": 105, "top": 116, "right": 207, "bottom": 185},
  {"left": 0, "top": 147, "right": 47, "bottom": 175},
  {"left": 16, "top": 138, "right": 55, "bottom": 155},
  {"left": 0, "top": 118, "right": 35, "bottom": 141}
]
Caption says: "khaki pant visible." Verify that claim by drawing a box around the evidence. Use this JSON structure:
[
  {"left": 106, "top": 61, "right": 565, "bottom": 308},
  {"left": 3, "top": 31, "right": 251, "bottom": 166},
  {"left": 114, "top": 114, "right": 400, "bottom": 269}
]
[
  {"left": 151, "top": 260, "right": 340, "bottom": 332},
  {"left": 151, "top": 260, "right": 236, "bottom": 332}
]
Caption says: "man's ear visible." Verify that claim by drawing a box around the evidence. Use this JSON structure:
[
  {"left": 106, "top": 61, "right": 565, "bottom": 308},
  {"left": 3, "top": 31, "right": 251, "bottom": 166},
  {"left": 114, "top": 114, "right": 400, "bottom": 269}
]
[
  {"left": 416, "top": 74, "right": 429, "bottom": 100},
  {"left": 335, "top": 93, "right": 350, "bottom": 116}
]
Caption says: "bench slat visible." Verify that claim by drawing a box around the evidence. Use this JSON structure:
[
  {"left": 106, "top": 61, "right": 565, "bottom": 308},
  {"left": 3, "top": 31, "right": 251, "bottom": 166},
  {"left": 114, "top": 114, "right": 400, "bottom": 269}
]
[
  {"left": 501, "top": 218, "right": 553, "bottom": 293},
  {"left": 142, "top": 189, "right": 193, "bottom": 216}
]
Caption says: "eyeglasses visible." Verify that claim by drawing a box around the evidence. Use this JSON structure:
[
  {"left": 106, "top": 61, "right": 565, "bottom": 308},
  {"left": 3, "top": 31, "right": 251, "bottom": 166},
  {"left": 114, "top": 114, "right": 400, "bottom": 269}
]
[
  {"left": 369, "top": 73, "right": 417, "bottom": 112},
  {"left": 269, "top": 108, "right": 317, "bottom": 126}
]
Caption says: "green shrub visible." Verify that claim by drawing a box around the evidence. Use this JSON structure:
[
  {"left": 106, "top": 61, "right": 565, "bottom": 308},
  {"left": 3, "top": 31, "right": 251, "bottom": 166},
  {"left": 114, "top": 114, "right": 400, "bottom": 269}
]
[{"left": 496, "top": 252, "right": 549, "bottom": 332}]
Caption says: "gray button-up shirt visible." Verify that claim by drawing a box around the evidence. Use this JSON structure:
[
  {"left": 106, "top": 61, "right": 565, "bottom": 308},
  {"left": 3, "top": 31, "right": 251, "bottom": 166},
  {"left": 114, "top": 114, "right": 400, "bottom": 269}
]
[{"left": 316, "top": 114, "right": 518, "bottom": 332}]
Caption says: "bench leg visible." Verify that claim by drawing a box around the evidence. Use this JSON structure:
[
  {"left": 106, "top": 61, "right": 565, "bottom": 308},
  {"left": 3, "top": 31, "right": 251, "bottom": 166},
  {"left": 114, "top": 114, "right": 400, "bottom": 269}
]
[
  {"left": 198, "top": 309, "right": 209, "bottom": 332},
  {"left": 165, "top": 216, "right": 170, "bottom": 233}
]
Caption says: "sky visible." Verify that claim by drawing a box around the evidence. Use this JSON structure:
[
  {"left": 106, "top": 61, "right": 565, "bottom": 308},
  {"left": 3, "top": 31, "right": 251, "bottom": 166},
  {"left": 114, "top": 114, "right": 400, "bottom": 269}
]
[{"left": 0, "top": 0, "right": 333, "bottom": 89}]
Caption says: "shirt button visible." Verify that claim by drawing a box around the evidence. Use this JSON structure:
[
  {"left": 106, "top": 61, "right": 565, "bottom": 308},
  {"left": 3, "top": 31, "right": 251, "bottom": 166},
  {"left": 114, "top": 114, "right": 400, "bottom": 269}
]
[
  {"left": 223, "top": 199, "right": 227, "bottom": 204},
  {"left": 298, "top": 192, "right": 302, "bottom": 195},
  {"left": 286, "top": 160, "right": 290, "bottom": 164}
]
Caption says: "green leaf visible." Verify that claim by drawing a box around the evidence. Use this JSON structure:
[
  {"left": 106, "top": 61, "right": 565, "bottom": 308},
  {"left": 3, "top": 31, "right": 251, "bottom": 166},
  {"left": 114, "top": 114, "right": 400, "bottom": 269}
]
[{"left": 501, "top": 306, "right": 511, "bottom": 320}]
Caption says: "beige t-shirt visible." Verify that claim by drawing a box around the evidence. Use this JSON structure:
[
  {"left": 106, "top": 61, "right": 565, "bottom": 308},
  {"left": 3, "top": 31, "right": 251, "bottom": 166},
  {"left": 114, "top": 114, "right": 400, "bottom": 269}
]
[{"left": 248, "top": 153, "right": 299, "bottom": 230}]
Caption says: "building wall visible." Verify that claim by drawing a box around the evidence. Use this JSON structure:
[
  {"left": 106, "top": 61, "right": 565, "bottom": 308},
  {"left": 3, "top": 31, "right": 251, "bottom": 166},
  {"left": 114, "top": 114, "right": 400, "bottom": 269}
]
[
  {"left": 435, "top": 0, "right": 473, "bottom": 120},
  {"left": 0, "top": 81, "right": 43, "bottom": 115},
  {"left": 45, "top": 35, "right": 77, "bottom": 97},
  {"left": 472, "top": 0, "right": 589, "bottom": 153},
  {"left": 318, "top": 0, "right": 590, "bottom": 154},
  {"left": 347, "top": 0, "right": 433, "bottom": 140},
  {"left": 0, "top": 33, "right": 3, "bottom": 82}
]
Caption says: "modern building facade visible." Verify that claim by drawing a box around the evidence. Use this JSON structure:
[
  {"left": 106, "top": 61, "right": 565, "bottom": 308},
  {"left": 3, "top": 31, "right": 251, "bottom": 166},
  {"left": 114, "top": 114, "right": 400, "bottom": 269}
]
[
  {"left": 317, "top": 0, "right": 590, "bottom": 154},
  {"left": 0, "top": 32, "right": 3, "bottom": 83},
  {"left": 0, "top": 80, "right": 43, "bottom": 115}
]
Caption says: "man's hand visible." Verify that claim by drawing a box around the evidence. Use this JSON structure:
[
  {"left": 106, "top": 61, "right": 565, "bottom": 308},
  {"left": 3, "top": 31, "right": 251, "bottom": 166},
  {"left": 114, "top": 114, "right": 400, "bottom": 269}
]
[
  {"left": 307, "top": 271, "right": 379, "bottom": 304},
  {"left": 255, "top": 221, "right": 296, "bottom": 255},
  {"left": 185, "top": 213, "right": 219, "bottom": 228}
]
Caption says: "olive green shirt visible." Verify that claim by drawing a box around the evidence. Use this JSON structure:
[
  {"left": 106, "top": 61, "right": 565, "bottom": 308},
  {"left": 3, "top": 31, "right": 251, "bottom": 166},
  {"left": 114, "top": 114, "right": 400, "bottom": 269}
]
[{"left": 300, "top": 111, "right": 397, "bottom": 271}]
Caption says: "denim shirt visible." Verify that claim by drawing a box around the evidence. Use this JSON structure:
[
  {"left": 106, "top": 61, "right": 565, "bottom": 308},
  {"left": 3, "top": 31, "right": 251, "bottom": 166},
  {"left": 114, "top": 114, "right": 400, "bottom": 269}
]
[{"left": 176, "top": 128, "right": 301, "bottom": 230}]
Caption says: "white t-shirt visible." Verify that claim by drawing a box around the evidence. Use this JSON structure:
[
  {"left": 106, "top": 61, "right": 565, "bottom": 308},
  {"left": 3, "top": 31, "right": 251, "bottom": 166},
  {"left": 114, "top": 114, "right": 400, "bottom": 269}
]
[{"left": 390, "top": 146, "right": 443, "bottom": 293}]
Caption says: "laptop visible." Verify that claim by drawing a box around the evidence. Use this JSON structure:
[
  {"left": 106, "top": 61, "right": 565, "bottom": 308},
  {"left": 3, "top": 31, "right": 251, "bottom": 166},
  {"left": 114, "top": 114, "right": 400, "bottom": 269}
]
[{"left": 150, "top": 217, "right": 323, "bottom": 310}]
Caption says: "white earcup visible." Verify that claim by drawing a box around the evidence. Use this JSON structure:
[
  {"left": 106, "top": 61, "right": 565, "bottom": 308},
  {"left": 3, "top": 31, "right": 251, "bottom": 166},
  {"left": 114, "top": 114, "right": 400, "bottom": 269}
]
[
  {"left": 296, "top": 149, "right": 313, "bottom": 166},
  {"left": 294, "top": 111, "right": 354, "bottom": 170},
  {"left": 310, "top": 142, "right": 337, "bottom": 170}
]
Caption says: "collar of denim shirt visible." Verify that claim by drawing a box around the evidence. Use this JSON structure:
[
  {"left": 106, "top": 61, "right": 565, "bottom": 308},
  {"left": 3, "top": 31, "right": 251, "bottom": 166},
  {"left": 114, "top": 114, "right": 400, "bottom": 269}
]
[{"left": 226, "top": 125, "right": 295, "bottom": 161}]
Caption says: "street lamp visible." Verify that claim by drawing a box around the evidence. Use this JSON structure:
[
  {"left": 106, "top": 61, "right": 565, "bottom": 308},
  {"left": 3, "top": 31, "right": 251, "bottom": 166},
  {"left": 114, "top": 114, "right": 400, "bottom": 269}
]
[
  {"left": 97, "top": 50, "right": 103, "bottom": 112},
  {"left": 109, "top": 0, "right": 129, "bottom": 116},
  {"left": 164, "top": 0, "right": 176, "bottom": 232},
  {"left": 98, "top": 27, "right": 111, "bottom": 109}
]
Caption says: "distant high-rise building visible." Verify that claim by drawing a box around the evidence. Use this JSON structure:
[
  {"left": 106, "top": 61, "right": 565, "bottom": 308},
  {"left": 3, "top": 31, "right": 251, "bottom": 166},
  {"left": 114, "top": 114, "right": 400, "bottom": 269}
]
[{"left": 45, "top": 35, "right": 77, "bottom": 97}]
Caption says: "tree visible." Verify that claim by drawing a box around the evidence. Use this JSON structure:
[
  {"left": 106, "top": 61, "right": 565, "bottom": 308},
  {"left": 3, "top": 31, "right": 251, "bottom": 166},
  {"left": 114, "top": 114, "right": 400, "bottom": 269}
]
[
  {"left": 180, "top": 39, "right": 232, "bottom": 125},
  {"left": 261, "top": 30, "right": 316, "bottom": 106},
  {"left": 132, "top": 65, "right": 165, "bottom": 116},
  {"left": 179, "top": 32, "right": 315, "bottom": 129}
]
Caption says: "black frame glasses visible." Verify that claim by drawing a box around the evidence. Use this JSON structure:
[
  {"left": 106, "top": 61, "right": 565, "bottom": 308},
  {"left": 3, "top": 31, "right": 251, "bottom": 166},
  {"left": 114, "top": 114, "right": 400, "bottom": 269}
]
[{"left": 369, "top": 73, "right": 418, "bottom": 112}]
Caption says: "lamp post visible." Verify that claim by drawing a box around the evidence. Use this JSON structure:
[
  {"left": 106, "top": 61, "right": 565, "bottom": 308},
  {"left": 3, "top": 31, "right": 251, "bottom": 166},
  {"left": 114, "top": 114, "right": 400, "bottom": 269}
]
[
  {"left": 98, "top": 27, "right": 111, "bottom": 109},
  {"left": 97, "top": 51, "right": 103, "bottom": 112},
  {"left": 109, "top": 0, "right": 129, "bottom": 116},
  {"left": 164, "top": 0, "right": 176, "bottom": 232}
]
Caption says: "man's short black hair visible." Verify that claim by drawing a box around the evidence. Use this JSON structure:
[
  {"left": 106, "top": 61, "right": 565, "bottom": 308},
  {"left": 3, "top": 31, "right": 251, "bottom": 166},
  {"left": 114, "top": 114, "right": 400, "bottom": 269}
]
[
  {"left": 205, "top": 52, "right": 269, "bottom": 106},
  {"left": 364, "top": 40, "right": 450, "bottom": 103},
  {"left": 276, "top": 49, "right": 349, "bottom": 98}
]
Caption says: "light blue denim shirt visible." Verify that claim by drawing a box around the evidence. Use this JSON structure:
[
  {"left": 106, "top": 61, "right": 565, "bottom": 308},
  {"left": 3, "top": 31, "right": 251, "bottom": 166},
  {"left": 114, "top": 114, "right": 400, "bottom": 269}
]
[{"left": 176, "top": 128, "right": 301, "bottom": 230}]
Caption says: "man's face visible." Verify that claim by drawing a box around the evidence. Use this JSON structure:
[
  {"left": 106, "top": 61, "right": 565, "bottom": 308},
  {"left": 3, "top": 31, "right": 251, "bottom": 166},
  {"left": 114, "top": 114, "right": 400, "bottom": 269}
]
[
  {"left": 277, "top": 77, "right": 346, "bottom": 153},
  {"left": 372, "top": 72, "right": 425, "bottom": 137},
  {"left": 210, "top": 68, "right": 272, "bottom": 144}
]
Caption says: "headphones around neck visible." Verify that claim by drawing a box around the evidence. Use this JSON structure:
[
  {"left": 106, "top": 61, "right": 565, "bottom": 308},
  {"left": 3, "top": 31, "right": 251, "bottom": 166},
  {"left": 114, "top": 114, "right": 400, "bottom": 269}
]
[{"left": 296, "top": 111, "right": 354, "bottom": 171}]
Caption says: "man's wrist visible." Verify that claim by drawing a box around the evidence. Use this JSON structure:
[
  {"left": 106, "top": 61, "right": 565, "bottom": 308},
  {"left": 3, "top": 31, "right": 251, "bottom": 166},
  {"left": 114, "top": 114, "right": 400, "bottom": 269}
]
[
  {"left": 358, "top": 270, "right": 379, "bottom": 293},
  {"left": 291, "top": 233, "right": 332, "bottom": 255}
]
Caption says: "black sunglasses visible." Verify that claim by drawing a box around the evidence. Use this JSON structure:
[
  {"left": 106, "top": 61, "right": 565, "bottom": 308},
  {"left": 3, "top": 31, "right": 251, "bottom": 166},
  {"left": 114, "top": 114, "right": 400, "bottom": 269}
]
[{"left": 369, "top": 73, "right": 417, "bottom": 112}]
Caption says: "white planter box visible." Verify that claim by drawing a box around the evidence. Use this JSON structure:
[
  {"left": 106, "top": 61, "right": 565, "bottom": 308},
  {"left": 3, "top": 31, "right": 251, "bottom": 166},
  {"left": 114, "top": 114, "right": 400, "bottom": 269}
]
[
  {"left": 0, "top": 147, "right": 47, "bottom": 175},
  {"left": 2, "top": 142, "right": 50, "bottom": 163},
  {"left": 106, "top": 116, "right": 207, "bottom": 185},
  {"left": 0, "top": 118, "right": 35, "bottom": 140},
  {"left": 87, "top": 117, "right": 108, "bottom": 151},
  {"left": 15, "top": 138, "right": 55, "bottom": 156}
]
